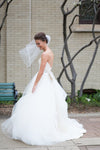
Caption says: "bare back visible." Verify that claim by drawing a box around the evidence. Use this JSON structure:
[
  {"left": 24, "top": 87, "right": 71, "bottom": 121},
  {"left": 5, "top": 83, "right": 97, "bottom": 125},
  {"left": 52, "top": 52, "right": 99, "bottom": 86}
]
[{"left": 42, "top": 48, "right": 54, "bottom": 68}]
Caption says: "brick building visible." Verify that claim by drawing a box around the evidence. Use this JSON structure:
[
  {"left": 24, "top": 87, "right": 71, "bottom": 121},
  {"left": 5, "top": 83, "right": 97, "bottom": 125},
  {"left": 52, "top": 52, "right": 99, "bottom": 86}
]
[{"left": 0, "top": 0, "right": 100, "bottom": 93}]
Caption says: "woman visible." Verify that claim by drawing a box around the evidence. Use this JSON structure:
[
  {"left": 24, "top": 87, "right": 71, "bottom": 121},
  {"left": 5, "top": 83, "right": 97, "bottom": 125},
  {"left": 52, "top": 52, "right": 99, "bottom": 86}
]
[
  {"left": 32, "top": 33, "right": 54, "bottom": 93},
  {"left": 1, "top": 32, "right": 86, "bottom": 146}
]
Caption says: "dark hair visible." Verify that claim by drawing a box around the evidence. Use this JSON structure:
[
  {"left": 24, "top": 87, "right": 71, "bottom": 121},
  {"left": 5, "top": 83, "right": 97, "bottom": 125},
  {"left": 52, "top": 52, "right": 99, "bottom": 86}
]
[{"left": 34, "top": 32, "right": 48, "bottom": 43}]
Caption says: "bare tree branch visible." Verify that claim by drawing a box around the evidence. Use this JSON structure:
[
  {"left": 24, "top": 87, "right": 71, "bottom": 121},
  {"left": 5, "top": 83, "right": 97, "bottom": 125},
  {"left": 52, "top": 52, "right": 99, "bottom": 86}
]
[
  {"left": 58, "top": 0, "right": 100, "bottom": 100},
  {"left": 57, "top": 35, "right": 100, "bottom": 80},
  {"left": 79, "top": 40, "right": 100, "bottom": 96},
  {"left": 0, "top": 0, "right": 13, "bottom": 47},
  {"left": 0, "top": 0, "right": 13, "bottom": 31},
  {"left": 59, "top": 0, "right": 79, "bottom": 99},
  {"left": 0, "top": 0, "right": 6, "bottom": 8},
  {"left": 79, "top": 5, "right": 100, "bottom": 96},
  {"left": 61, "top": 0, "right": 68, "bottom": 15}
]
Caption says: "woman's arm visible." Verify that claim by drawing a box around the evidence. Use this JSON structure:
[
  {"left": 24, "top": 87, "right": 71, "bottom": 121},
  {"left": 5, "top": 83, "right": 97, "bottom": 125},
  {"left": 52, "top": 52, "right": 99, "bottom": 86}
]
[{"left": 32, "top": 53, "right": 48, "bottom": 93}]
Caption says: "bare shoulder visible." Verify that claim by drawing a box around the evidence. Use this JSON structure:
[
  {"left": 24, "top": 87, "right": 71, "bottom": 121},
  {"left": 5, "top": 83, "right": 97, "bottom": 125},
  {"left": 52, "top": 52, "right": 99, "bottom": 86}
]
[
  {"left": 41, "top": 52, "right": 48, "bottom": 58},
  {"left": 47, "top": 48, "right": 54, "bottom": 58},
  {"left": 41, "top": 52, "right": 48, "bottom": 62},
  {"left": 42, "top": 48, "right": 53, "bottom": 57}
]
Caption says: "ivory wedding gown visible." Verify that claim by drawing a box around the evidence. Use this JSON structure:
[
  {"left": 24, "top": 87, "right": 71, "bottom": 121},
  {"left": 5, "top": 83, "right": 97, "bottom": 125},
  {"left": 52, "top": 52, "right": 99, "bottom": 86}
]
[{"left": 1, "top": 58, "right": 86, "bottom": 145}]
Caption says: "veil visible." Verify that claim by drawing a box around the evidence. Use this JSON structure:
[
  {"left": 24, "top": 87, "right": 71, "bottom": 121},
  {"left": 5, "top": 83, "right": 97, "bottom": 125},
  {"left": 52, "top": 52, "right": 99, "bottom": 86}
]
[{"left": 19, "top": 35, "right": 51, "bottom": 68}]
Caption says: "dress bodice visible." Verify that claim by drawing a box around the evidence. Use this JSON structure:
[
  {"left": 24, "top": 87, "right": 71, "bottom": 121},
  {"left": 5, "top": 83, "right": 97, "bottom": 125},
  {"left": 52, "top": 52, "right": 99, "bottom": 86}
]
[
  {"left": 38, "top": 58, "right": 54, "bottom": 80},
  {"left": 38, "top": 58, "right": 52, "bottom": 73}
]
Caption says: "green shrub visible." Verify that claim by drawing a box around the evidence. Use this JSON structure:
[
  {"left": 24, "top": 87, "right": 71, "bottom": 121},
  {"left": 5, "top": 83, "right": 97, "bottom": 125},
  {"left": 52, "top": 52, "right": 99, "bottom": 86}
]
[
  {"left": 66, "top": 96, "right": 72, "bottom": 105},
  {"left": 67, "top": 89, "right": 100, "bottom": 107},
  {"left": 93, "top": 92, "right": 100, "bottom": 102},
  {"left": 17, "top": 92, "right": 23, "bottom": 100},
  {"left": 0, "top": 101, "right": 14, "bottom": 105},
  {"left": 0, "top": 92, "right": 23, "bottom": 105}
]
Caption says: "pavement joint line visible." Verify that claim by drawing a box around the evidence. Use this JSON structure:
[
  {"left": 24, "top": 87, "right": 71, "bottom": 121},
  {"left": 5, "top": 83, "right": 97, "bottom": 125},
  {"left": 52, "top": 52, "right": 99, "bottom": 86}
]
[
  {"left": 69, "top": 112, "right": 100, "bottom": 117},
  {"left": 73, "top": 137, "right": 100, "bottom": 146}
]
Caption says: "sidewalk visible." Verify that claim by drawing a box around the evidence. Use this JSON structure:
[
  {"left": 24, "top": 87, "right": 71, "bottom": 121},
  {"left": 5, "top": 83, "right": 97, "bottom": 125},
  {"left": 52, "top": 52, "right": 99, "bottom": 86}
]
[{"left": 0, "top": 112, "right": 100, "bottom": 150}]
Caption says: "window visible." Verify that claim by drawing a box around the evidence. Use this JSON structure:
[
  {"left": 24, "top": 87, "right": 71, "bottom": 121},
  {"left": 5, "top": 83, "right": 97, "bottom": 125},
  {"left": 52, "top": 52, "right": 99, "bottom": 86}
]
[{"left": 79, "top": 0, "right": 100, "bottom": 24}]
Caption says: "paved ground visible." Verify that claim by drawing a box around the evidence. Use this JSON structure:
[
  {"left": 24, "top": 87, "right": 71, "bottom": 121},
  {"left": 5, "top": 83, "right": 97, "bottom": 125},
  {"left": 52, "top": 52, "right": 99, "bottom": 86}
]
[{"left": 0, "top": 112, "right": 100, "bottom": 150}]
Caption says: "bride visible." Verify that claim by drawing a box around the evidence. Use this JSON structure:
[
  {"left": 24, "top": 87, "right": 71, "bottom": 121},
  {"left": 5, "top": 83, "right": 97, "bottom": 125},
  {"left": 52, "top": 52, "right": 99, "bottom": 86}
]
[{"left": 1, "top": 32, "right": 86, "bottom": 146}]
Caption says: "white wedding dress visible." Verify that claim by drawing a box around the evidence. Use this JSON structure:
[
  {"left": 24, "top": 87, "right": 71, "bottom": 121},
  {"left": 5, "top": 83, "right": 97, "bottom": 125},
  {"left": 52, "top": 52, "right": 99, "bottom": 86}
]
[{"left": 1, "top": 58, "right": 86, "bottom": 146}]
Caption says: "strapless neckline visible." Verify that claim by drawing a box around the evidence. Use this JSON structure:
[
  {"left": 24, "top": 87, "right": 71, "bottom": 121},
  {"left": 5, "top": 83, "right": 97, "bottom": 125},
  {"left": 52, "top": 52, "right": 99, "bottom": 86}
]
[{"left": 38, "top": 58, "right": 52, "bottom": 69}]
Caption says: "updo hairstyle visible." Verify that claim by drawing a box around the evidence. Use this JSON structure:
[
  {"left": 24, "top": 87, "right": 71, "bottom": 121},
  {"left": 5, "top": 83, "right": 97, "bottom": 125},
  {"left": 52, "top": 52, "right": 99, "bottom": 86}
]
[{"left": 34, "top": 32, "right": 48, "bottom": 43}]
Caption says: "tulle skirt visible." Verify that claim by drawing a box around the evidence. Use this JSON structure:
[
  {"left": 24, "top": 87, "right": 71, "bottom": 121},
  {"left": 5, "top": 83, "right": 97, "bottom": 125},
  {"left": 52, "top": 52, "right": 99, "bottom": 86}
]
[{"left": 1, "top": 71, "right": 86, "bottom": 145}]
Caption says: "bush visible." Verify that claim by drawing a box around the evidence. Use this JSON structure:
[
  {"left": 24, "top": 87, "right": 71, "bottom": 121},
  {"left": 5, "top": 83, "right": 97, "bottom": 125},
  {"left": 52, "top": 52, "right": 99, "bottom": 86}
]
[
  {"left": 93, "top": 92, "right": 100, "bottom": 102},
  {"left": 17, "top": 92, "right": 23, "bottom": 100},
  {"left": 0, "top": 101, "right": 14, "bottom": 105},
  {"left": 66, "top": 89, "right": 100, "bottom": 107},
  {"left": 0, "top": 92, "right": 23, "bottom": 105}
]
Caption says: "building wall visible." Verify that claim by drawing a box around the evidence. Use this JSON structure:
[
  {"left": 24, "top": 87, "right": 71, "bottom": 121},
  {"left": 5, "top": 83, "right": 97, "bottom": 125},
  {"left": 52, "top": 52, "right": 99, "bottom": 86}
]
[
  {"left": 0, "top": 3, "right": 7, "bottom": 82},
  {"left": 0, "top": 0, "right": 100, "bottom": 94}
]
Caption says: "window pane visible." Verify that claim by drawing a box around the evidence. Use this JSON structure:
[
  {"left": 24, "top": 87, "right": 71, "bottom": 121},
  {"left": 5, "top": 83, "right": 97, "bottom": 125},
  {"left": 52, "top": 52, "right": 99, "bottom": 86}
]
[{"left": 79, "top": 0, "right": 100, "bottom": 24}]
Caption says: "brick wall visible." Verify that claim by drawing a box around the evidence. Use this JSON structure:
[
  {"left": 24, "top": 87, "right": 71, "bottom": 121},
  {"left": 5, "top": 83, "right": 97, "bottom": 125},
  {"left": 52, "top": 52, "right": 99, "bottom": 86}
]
[
  {"left": 0, "top": 0, "right": 100, "bottom": 94},
  {"left": 0, "top": 3, "right": 7, "bottom": 82}
]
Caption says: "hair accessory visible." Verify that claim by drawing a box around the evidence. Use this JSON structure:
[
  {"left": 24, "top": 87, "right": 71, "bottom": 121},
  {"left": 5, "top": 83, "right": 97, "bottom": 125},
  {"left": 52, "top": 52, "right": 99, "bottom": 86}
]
[{"left": 19, "top": 34, "right": 51, "bottom": 68}]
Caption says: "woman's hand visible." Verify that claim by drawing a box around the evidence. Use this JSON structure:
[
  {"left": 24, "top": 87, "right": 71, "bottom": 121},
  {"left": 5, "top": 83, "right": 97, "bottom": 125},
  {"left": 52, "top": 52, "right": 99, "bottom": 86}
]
[{"left": 32, "top": 85, "right": 37, "bottom": 93}]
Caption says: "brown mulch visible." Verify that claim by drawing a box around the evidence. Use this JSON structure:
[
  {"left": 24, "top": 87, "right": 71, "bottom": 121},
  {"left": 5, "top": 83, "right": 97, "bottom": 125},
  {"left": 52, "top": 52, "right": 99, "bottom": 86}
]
[
  {"left": 68, "top": 103, "right": 100, "bottom": 114},
  {"left": 0, "top": 104, "right": 13, "bottom": 116},
  {"left": 0, "top": 103, "right": 100, "bottom": 116}
]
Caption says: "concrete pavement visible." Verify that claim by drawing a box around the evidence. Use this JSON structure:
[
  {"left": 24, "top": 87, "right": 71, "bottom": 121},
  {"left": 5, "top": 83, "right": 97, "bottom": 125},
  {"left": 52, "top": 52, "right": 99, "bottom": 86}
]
[{"left": 0, "top": 112, "right": 100, "bottom": 150}]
